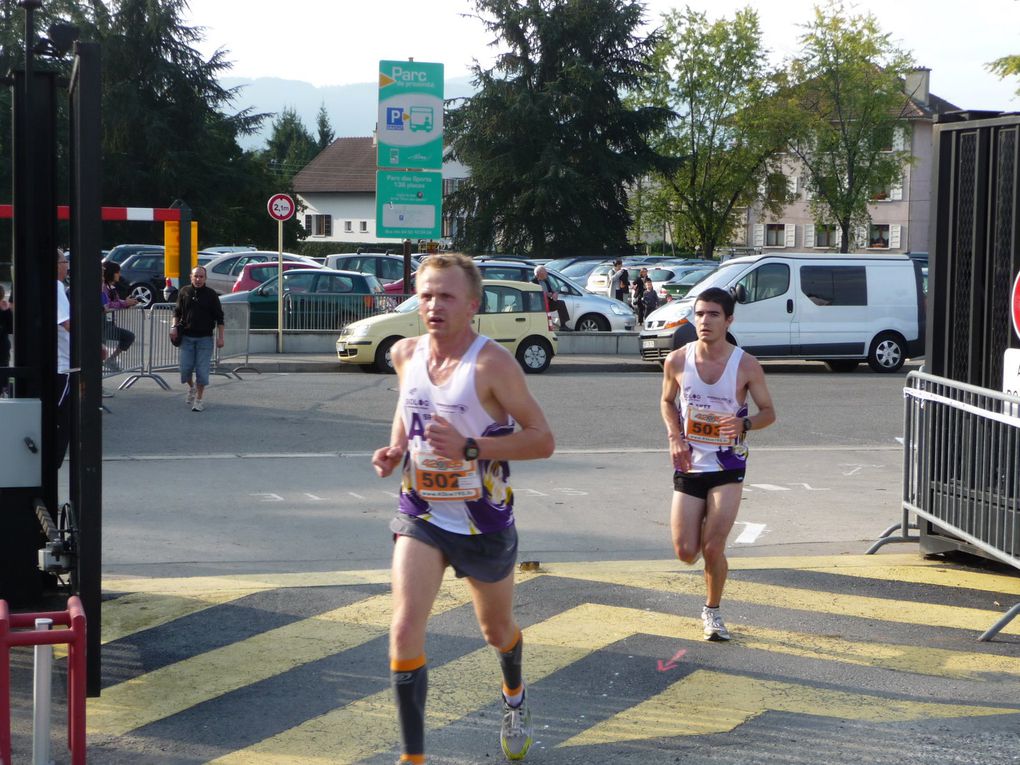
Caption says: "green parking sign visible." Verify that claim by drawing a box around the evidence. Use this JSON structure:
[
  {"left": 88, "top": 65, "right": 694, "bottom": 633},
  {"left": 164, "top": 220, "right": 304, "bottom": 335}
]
[
  {"left": 376, "top": 170, "right": 442, "bottom": 239},
  {"left": 378, "top": 60, "right": 444, "bottom": 170}
]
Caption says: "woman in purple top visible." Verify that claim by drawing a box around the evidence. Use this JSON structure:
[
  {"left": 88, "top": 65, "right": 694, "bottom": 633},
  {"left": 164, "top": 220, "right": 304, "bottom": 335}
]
[{"left": 102, "top": 261, "right": 138, "bottom": 370}]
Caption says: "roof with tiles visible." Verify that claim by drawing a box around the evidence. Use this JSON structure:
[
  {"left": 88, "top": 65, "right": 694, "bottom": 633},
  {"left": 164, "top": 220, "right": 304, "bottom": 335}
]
[{"left": 292, "top": 136, "right": 376, "bottom": 194}]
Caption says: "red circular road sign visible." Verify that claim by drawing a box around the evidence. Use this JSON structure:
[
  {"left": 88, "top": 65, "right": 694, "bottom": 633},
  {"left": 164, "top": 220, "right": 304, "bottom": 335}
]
[
  {"left": 1013, "top": 271, "right": 1020, "bottom": 341},
  {"left": 267, "top": 193, "right": 295, "bottom": 222}
]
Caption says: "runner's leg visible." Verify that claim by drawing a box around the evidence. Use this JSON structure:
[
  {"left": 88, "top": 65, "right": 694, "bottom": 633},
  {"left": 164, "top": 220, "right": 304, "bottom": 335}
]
[
  {"left": 700, "top": 483, "right": 743, "bottom": 607},
  {"left": 391, "top": 535, "right": 446, "bottom": 763},
  {"left": 670, "top": 490, "right": 707, "bottom": 564}
]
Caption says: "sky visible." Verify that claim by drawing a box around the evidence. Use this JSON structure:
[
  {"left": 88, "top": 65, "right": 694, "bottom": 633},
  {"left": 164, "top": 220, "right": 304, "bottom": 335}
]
[{"left": 184, "top": 0, "right": 1020, "bottom": 113}]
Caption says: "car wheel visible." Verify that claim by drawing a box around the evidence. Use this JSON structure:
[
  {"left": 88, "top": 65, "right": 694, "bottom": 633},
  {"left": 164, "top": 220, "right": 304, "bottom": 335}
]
[
  {"left": 515, "top": 336, "right": 553, "bottom": 374},
  {"left": 373, "top": 337, "right": 399, "bottom": 374},
  {"left": 574, "top": 313, "right": 609, "bottom": 332},
  {"left": 129, "top": 283, "right": 154, "bottom": 308},
  {"left": 867, "top": 332, "right": 906, "bottom": 373},
  {"left": 824, "top": 360, "right": 859, "bottom": 373}
]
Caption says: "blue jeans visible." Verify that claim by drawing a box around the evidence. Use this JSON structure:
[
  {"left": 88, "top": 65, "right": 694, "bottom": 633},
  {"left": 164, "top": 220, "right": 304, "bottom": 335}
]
[{"left": 179, "top": 334, "right": 213, "bottom": 386}]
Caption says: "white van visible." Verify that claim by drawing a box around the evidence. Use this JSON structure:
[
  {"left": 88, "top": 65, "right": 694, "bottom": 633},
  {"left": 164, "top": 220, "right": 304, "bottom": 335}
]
[{"left": 639, "top": 253, "right": 925, "bottom": 372}]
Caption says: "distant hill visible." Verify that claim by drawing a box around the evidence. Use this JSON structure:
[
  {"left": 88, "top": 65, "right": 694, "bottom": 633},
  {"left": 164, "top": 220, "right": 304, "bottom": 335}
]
[{"left": 220, "top": 75, "right": 477, "bottom": 151}]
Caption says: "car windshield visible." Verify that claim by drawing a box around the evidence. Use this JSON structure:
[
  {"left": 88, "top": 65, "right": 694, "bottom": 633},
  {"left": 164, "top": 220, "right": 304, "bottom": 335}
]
[
  {"left": 395, "top": 295, "right": 420, "bottom": 313},
  {"left": 677, "top": 268, "right": 715, "bottom": 285},
  {"left": 680, "top": 261, "right": 745, "bottom": 299}
]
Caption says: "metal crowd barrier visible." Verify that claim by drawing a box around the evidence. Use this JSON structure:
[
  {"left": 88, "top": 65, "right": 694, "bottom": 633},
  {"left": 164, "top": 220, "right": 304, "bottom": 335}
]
[
  {"left": 100, "top": 306, "right": 146, "bottom": 381},
  {"left": 117, "top": 302, "right": 253, "bottom": 391},
  {"left": 869, "top": 371, "right": 1020, "bottom": 640},
  {"left": 281, "top": 292, "right": 394, "bottom": 330},
  {"left": 215, "top": 302, "right": 253, "bottom": 376}
]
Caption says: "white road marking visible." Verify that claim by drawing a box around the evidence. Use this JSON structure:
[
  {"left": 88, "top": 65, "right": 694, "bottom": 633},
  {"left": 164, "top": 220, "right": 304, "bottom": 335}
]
[
  {"left": 749, "top": 484, "right": 790, "bottom": 492},
  {"left": 523, "top": 488, "right": 549, "bottom": 497},
  {"left": 348, "top": 492, "right": 365, "bottom": 500},
  {"left": 249, "top": 493, "right": 283, "bottom": 502},
  {"left": 789, "top": 483, "right": 829, "bottom": 491},
  {"left": 303, "top": 493, "right": 326, "bottom": 501},
  {"left": 734, "top": 522, "right": 767, "bottom": 544}
]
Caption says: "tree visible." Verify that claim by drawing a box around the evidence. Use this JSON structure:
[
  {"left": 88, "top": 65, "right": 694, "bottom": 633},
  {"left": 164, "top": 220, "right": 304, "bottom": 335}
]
[
  {"left": 446, "top": 0, "right": 673, "bottom": 256},
  {"left": 987, "top": 54, "right": 1020, "bottom": 97},
  {"left": 787, "top": 1, "right": 915, "bottom": 253},
  {"left": 315, "top": 103, "right": 334, "bottom": 151},
  {"left": 635, "top": 6, "right": 790, "bottom": 259},
  {"left": 262, "top": 107, "right": 318, "bottom": 183}
]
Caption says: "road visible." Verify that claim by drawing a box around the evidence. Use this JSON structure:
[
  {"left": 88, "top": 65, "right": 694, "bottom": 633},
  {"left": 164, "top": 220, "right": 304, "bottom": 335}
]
[{"left": 10, "top": 358, "right": 1018, "bottom": 764}]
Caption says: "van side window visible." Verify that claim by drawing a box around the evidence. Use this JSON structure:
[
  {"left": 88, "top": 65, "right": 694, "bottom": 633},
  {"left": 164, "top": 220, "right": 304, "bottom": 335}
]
[
  {"left": 800, "top": 266, "right": 867, "bottom": 306},
  {"left": 736, "top": 263, "right": 790, "bottom": 303}
]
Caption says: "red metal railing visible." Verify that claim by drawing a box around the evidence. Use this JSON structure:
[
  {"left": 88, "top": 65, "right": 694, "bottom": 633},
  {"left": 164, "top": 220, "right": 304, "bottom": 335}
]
[{"left": 0, "top": 596, "right": 87, "bottom": 764}]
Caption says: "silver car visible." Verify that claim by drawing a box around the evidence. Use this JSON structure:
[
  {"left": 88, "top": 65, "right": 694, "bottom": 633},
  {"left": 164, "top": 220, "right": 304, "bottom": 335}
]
[
  {"left": 203, "top": 251, "right": 319, "bottom": 293},
  {"left": 474, "top": 261, "right": 637, "bottom": 331}
]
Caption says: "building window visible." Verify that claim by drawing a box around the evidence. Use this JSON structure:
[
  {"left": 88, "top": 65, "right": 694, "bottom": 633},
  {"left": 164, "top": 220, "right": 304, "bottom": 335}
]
[
  {"left": 765, "top": 224, "right": 786, "bottom": 247},
  {"left": 815, "top": 224, "right": 837, "bottom": 248},
  {"left": 344, "top": 220, "right": 353, "bottom": 233},
  {"left": 307, "top": 214, "right": 331, "bottom": 237},
  {"left": 359, "top": 221, "right": 368, "bottom": 233},
  {"left": 869, "top": 224, "right": 890, "bottom": 248}
]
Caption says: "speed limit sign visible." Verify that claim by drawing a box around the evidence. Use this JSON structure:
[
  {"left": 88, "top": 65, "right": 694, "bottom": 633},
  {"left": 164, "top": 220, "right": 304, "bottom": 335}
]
[{"left": 267, "top": 193, "right": 295, "bottom": 222}]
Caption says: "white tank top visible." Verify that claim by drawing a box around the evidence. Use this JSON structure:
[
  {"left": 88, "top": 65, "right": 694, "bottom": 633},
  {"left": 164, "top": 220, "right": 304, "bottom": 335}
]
[
  {"left": 677, "top": 343, "right": 749, "bottom": 473},
  {"left": 398, "top": 334, "right": 516, "bottom": 534}
]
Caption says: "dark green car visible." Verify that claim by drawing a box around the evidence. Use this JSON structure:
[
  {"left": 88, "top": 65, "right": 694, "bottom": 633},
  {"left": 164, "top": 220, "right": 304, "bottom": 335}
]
[
  {"left": 661, "top": 267, "right": 717, "bottom": 300},
  {"left": 218, "top": 268, "right": 386, "bottom": 329}
]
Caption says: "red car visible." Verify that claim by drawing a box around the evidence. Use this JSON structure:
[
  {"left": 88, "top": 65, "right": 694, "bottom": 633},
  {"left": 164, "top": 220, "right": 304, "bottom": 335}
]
[{"left": 232, "top": 261, "right": 317, "bottom": 293}]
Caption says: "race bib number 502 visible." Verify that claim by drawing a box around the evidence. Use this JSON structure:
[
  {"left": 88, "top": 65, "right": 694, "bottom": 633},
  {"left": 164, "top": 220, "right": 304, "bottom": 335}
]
[{"left": 412, "top": 448, "right": 482, "bottom": 501}]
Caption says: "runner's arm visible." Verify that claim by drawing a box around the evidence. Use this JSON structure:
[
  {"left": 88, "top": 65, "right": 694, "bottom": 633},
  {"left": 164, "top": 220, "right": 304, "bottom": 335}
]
[
  {"left": 371, "top": 338, "right": 416, "bottom": 477},
  {"left": 426, "top": 344, "right": 554, "bottom": 462},
  {"left": 743, "top": 355, "right": 776, "bottom": 431},
  {"left": 661, "top": 350, "right": 692, "bottom": 472}
]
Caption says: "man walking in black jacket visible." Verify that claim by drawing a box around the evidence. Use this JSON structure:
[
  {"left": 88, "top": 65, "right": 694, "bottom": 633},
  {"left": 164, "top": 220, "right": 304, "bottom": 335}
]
[{"left": 170, "top": 266, "right": 224, "bottom": 412}]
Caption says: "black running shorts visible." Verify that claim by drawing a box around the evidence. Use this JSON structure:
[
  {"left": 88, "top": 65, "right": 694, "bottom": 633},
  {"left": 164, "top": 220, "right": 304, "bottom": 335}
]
[
  {"left": 390, "top": 513, "right": 518, "bottom": 583},
  {"left": 673, "top": 468, "right": 746, "bottom": 499}
]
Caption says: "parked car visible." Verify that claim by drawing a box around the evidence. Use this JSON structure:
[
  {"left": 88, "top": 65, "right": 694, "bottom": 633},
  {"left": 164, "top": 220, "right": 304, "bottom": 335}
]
[
  {"left": 203, "top": 245, "right": 258, "bottom": 255},
  {"left": 103, "top": 243, "right": 163, "bottom": 266},
  {"left": 219, "top": 268, "right": 386, "bottom": 329},
  {"left": 323, "top": 253, "right": 414, "bottom": 284},
  {"left": 639, "top": 253, "right": 926, "bottom": 372},
  {"left": 558, "top": 260, "right": 604, "bottom": 283},
  {"left": 232, "top": 261, "right": 314, "bottom": 293},
  {"left": 336, "top": 280, "right": 557, "bottom": 374},
  {"left": 117, "top": 251, "right": 169, "bottom": 307},
  {"left": 472, "top": 261, "right": 637, "bottom": 331},
  {"left": 660, "top": 266, "right": 718, "bottom": 300},
  {"left": 584, "top": 260, "right": 658, "bottom": 297},
  {"left": 204, "top": 251, "right": 319, "bottom": 294}
]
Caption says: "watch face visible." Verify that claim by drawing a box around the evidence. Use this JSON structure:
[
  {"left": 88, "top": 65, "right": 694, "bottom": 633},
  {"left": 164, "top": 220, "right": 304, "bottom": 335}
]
[{"left": 464, "top": 439, "right": 479, "bottom": 460}]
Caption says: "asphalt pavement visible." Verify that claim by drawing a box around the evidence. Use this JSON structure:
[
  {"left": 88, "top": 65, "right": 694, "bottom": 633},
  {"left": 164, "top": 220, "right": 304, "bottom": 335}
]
[{"left": 6, "top": 356, "right": 1020, "bottom": 764}]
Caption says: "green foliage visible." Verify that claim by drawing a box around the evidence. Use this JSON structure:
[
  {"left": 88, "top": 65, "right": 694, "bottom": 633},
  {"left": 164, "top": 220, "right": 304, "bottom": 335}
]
[
  {"left": 262, "top": 106, "right": 318, "bottom": 182},
  {"left": 787, "top": 1, "right": 915, "bottom": 252},
  {"left": 636, "top": 6, "right": 790, "bottom": 259},
  {"left": 987, "top": 54, "right": 1020, "bottom": 96},
  {"left": 315, "top": 103, "right": 335, "bottom": 152},
  {"left": 446, "top": 0, "right": 673, "bottom": 257}
]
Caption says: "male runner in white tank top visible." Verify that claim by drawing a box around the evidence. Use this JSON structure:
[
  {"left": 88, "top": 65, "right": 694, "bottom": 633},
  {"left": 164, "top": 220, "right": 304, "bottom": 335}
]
[
  {"left": 373, "top": 254, "right": 554, "bottom": 764},
  {"left": 660, "top": 287, "right": 776, "bottom": 641}
]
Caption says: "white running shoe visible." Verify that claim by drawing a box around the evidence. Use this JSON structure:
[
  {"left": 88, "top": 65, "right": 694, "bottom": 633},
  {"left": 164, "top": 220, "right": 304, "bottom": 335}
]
[
  {"left": 500, "top": 691, "right": 533, "bottom": 760},
  {"left": 192, "top": 399, "right": 204, "bottom": 412},
  {"left": 186, "top": 387, "right": 196, "bottom": 407},
  {"left": 702, "top": 606, "right": 731, "bottom": 641}
]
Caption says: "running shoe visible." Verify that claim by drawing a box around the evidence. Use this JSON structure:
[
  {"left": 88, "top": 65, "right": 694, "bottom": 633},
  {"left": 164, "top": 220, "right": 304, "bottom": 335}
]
[
  {"left": 186, "top": 388, "right": 196, "bottom": 407},
  {"left": 500, "top": 692, "right": 533, "bottom": 760},
  {"left": 192, "top": 399, "right": 204, "bottom": 412},
  {"left": 702, "top": 606, "right": 731, "bottom": 641}
]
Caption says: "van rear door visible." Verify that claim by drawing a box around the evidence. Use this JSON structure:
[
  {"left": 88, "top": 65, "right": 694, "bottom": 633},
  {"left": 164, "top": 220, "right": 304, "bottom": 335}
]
[{"left": 731, "top": 262, "right": 795, "bottom": 356}]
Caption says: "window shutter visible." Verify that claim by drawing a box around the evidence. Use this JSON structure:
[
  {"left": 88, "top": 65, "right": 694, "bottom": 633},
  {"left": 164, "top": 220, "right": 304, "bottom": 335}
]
[
  {"left": 784, "top": 223, "right": 796, "bottom": 248},
  {"left": 324, "top": 216, "right": 332, "bottom": 237},
  {"left": 787, "top": 175, "right": 798, "bottom": 195},
  {"left": 801, "top": 177, "right": 812, "bottom": 200},
  {"left": 856, "top": 225, "right": 868, "bottom": 249},
  {"left": 753, "top": 224, "right": 765, "bottom": 247},
  {"left": 304, "top": 214, "right": 312, "bottom": 232},
  {"left": 890, "top": 179, "right": 903, "bottom": 200},
  {"left": 757, "top": 179, "right": 766, "bottom": 198},
  {"left": 835, "top": 226, "right": 843, "bottom": 246},
  {"left": 892, "top": 126, "right": 908, "bottom": 152},
  {"left": 889, "top": 224, "right": 902, "bottom": 249},
  {"left": 805, "top": 224, "right": 815, "bottom": 248}
]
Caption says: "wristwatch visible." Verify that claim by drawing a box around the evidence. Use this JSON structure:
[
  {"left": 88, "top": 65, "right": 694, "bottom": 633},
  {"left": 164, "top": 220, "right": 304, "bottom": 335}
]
[
  {"left": 463, "top": 438, "right": 480, "bottom": 460},
  {"left": 742, "top": 417, "right": 753, "bottom": 434}
]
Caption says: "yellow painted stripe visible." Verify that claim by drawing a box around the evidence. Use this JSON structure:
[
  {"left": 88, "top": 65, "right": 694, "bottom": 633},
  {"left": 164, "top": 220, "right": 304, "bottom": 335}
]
[
  {"left": 209, "top": 602, "right": 639, "bottom": 764},
  {"left": 559, "top": 669, "right": 1019, "bottom": 746},
  {"left": 99, "top": 569, "right": 393, "bottom": 643},
  {"left": 88, "top": 584, "right": 471, "bottom": 738},
  {"left": 545, "top": 567, "right": 1020, "bottom": 636}
]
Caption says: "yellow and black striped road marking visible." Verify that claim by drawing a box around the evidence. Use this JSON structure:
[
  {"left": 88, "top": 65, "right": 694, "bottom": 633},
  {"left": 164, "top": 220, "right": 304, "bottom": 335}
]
[{"left": 82, "top": 554, "right": 1020, "bottom": 764}]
